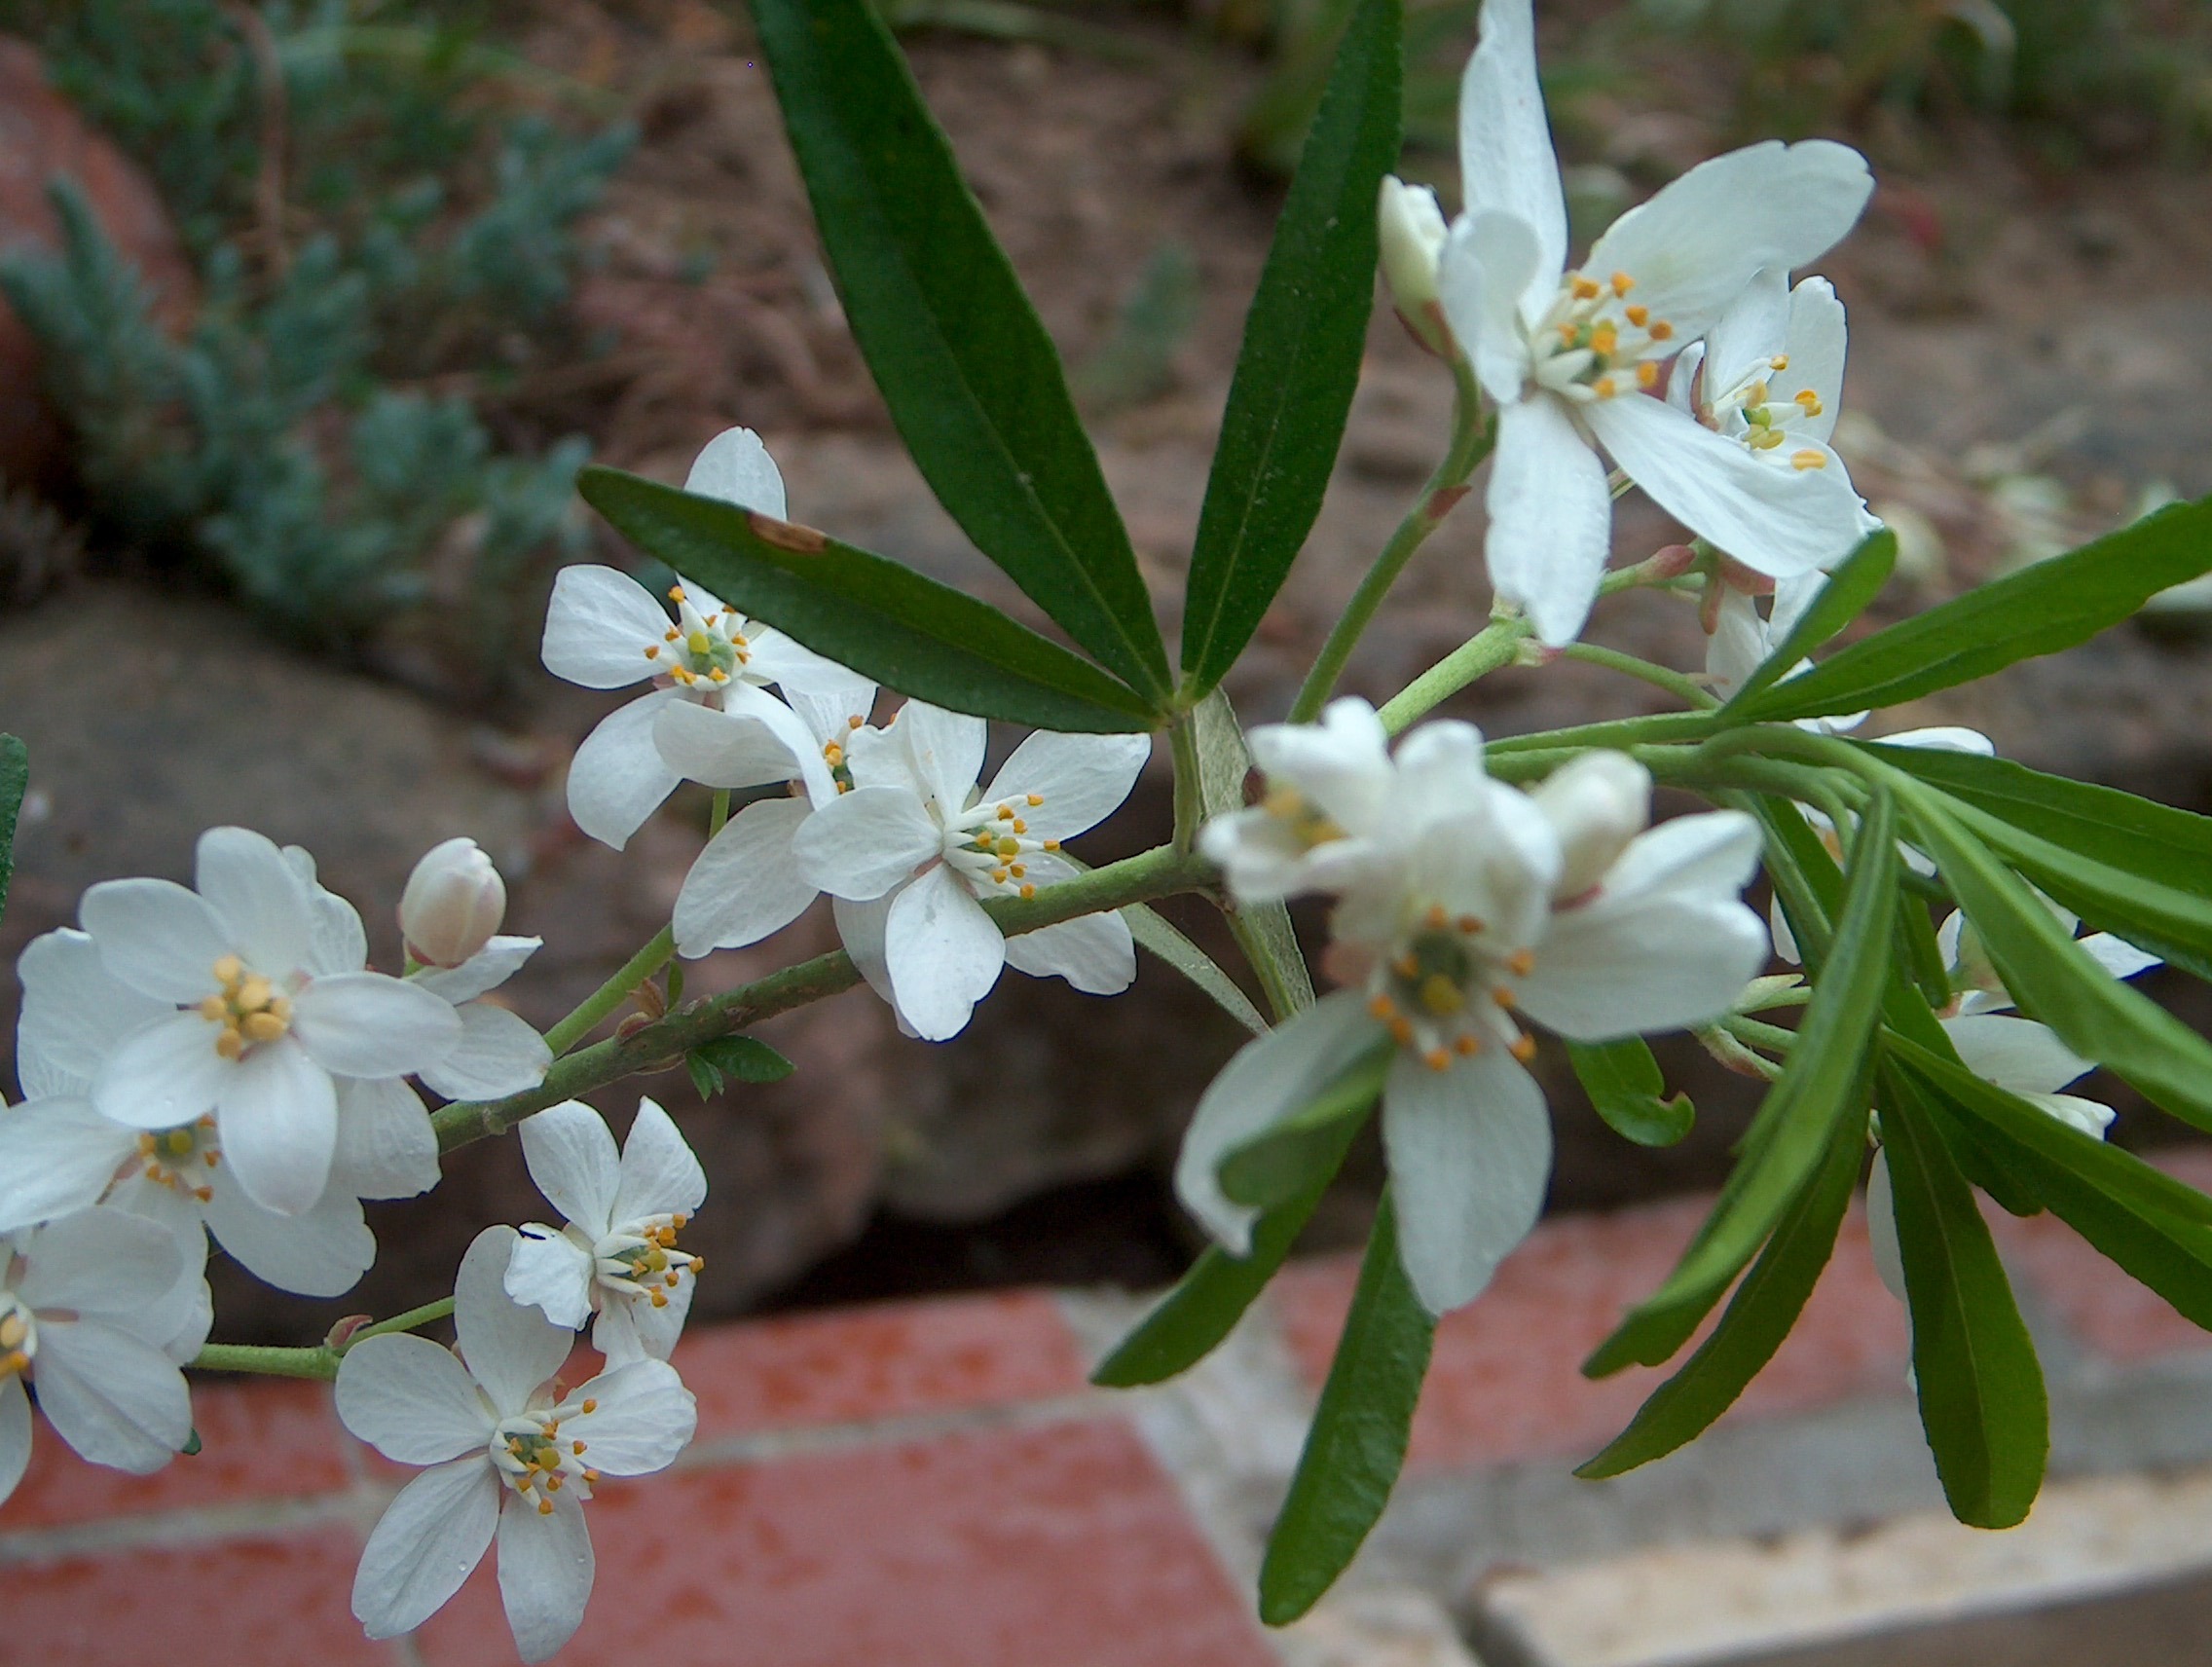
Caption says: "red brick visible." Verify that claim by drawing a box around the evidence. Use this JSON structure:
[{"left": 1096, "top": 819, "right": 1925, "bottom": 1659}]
[
  {"left": 3, "top": 1524, "right": 391, "bottom": 1664},
  {"left": 416, "top": 1417, "right": 1272, "bottom": 1667},
  {"left": 1273, "top": 1194, "right": 1908, "bottom": 1473},
  {"left": 5, "top": 1377, "right": 350, "bottom": 1530},
  {"left": 674, "top": 1289, "right": 1089, "bottom": 1442}
]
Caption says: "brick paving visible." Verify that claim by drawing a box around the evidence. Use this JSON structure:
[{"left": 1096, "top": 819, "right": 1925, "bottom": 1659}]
[{"left": 9, "top": 1157, "right": 2212, "bottom": 1666}]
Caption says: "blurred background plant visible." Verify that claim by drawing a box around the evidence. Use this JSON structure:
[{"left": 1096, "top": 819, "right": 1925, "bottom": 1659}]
[{"left": 0, "top": 0, "right": 632, "bottom": 676}]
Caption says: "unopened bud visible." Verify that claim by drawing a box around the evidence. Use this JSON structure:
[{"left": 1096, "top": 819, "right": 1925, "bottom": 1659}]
[
  {"left": 1378, "top": 176, "right": 1452, "bottom": 356},
  {"left": 1530, "top": 752, "right": 1651, "bottom": 902},
  {"left": 400, "top": 837, "right": 507, "bottom": 968}
]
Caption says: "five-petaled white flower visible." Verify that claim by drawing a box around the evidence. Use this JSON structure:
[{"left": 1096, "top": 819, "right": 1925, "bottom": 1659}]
[
  {"left": 338, "top": 1226, "right": 697, "bottom": 1661},
  {"left": 505, "top": 1098, "right": 708, "bottom": 1363},
  {"left": 73, "top": 829, "right": 461, "bottom": 1218},
  {"left": 540, "top": 426, "right": 875, "bottom": 851},
  {"left": 796, "top": 702, "right": 1152, "bottom": 1041},
  {"left": 0, "top": 1205, "right": 205, "bottom": 1508},
  {"left": 1182, "top": 702, "right": 1769, "bottom": 1315},
  {"left": 1435, "top": 0, "right": 1873, "bottom": 646}
]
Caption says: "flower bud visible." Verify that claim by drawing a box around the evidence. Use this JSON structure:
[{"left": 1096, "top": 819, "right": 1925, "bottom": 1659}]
[
  {"left": 1378, "top": 175, "right": 1452, "bottom": 356},
  {"left": 1530, "top": 752, "right": 1651, "bottom": 902},
  {"left": 400, "top": 837, "right": 507, "bottom": 968}
]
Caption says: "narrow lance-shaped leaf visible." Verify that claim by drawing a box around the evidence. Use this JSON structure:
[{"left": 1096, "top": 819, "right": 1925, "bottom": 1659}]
[
  {"left": 751, "top": 0, "right": 1170, "bottom": 700},
  {"left": 1124, "top": 904, "right": 1270, "bottom": 1036},
  {"left": 0, "top": 733, "right": 23, "bottom": 929},
  {"left": 579, "top": 468, "right": 1155, "bottom": 733},
  {"left": 1259, "top": 1191, "right": 1434, "bottom": 1625},
  {"left": 1736, "top": 495, "right": 2212, "bottom": 723},
  {"left": 1220, "top": 1046, "right": 1391, "bottom": 1210},
  {"left": 1721, "top": 529, "right": 1897, "bottom": 713},
  {"left": 1180, "top": 0, "right": 1402, "bottom": 695},
  {"left": 1586, "top": 791, "right": 1899, "bottom": 1376},
  {"left": 1880, "top": 1063, "right": 2048, "bottom": 1529},
  {"left": 1568, "top": 1038, "right": 1693, "bottom": 1148}
]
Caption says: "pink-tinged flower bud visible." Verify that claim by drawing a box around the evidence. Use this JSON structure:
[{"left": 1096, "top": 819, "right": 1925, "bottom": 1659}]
[
  {"left": 400, "top": 837, "right": 507, "bottom": 968},
  {"left": 1530, "top": 752, "right": 1651, "bottom": 902},
  {"left": 1378, "top": 175, "right": 1452, "bottom": 356}
]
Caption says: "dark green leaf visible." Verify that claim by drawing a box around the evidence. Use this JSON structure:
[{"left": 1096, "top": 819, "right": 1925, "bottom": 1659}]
[
  {"left": 578, "top": 468, "right": 1157, "bottom": 732},
  {"left": 0, "top": 734, "right": 23, "bottom": 930},
  {"left": 1577, "top": 1109, "right": 1861, "bottom": 1478},
  {"left": 1092, "top": 1110, "right": 1360, "bottom": 1389},
  {"left": 1220, "top": 1045, "right": 1390, "bottom": 1210},
  {"left": 181, "top": 1427, "right": 202, "bottom": 1458},
  {"left": 1736, "top": 496, "right": 2212, "bottom": 723},
  {"left": 1897, "top": 887, "right": 1952, "bottom": 1015},
  {"left": 751, "top": 0, "right": 1170, "bottom": 699},
  {"left": 1259, "top": 1192, "right": 1434, "bottom": 1624},
  {"left": 1586, "top": 792, "right": 1898, "bottom": 1376},
  {"left": 685, "top": 1035, "right": 795, "bottom": 1099},
  {"left": 1720, "top": 529, "right": 1897, "bottom": 712},
  {"left": 1894, "top": 782, "right": 2212, "bottom": 1132},
  {"left": 1179, "top": 0, "right": 1402, "bottom": 695},
  {"left": 1568, "top": 1038, "right": 1694, "bottom": 1148},
  {"left": 1881, "top": 1065, "right": 2048, "bottom": 1529}
]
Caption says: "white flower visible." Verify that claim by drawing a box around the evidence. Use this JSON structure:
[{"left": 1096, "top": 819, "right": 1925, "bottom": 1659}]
[
  {"left": 1178, "top": 710, "right": 1769, "bottom": 1315},
  {"left": 3, "top": 923, "right": 441, "bottom": 1297},
  {"left": 0, "top": 1206, "right": 202, "bottom": 1508},
  {"left": 73, "top": 830, "right": 461, "bottom": 1217},
  {"left": 1435, "top": 0, "right": 1874, "bottom": 645},
  {"left": 1936, "top": 905, "right": 2160, "bottom": 1018},
  {"left": 540, "top": 426, "right": 874, "bottom": 851},
  {"left": 1379, "top": 175, "right": 1451, "bottom": 353},
  {"left": 795, "top": 702, "right": 1152, "bottom": 1041},
  {"left": 1199, "top": 698, "right": 1406, "bottom": 907},
  {"left": 400, "top": 838, "right": 509, "bottom": 969},
  {"left": 505, "top": 1099, "right": 707, "bottom": 1363},
  {"left": 339, "top": 1226, "right": 697, "bottom": 1661},
  {"left": 1705, "top": 578, "right": 1838, "bottom": 707}
]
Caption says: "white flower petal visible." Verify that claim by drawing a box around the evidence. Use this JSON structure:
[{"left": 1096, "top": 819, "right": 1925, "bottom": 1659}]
[
  {"left": 1247, "top": 698, "right": 1394, "bottom": 829},
  {"left": 91, "top": 1013, "right": 232, "bottom": 1131},
  {"left": 17, "top": 1207, "right": 183, "bottom": 1317},
  {"left": 1003, "top": 909, "right": 1137, "bottom": 995},
  {"left": 2081, "top": 932, "right": 2163, "bottom": 984},
  {"left": 291, "top": 972, "right": 461, "bottom": 1080},
  {"left": 566, "top": 690, "right": 685, "bottom": 851},
  {"left": 0, "top": 1375, "right": 30, "bottom": 1507},
  {"left": 610, "top": 1098, "right": 708, "bottom": 1225},
  {"left": 565, "top": 1357, "right": 697, "bottom": 1473},
  {"left": 1382, "top": 1046, "right": 1551, "bottom": 1315},
  {"left": 216, "top": 1040, "right": 339, "bottom": 1216},
  {"left": 1706, "top": 585, "right": 1771, "bottom": 701},
  {"left": 1586, "top": 808, "right": 1766, "bottom": 902},
  {"left": 336, "top": 1333, "right": 494, "bottom": 1463},
  {"left": 598, "top": 1274, "right": 691, "bottom": 1362},
  {"left": 1783, "top": 276, "right": 1848, "bottom": 443},
  {"left": 673, "top": 797, "right": 819, "bottom": 957},
  {"left": 1585, "top": 139, "right": 1873, "bottom": 341},
  {"left": 204, "top": 1173, "right": 375, "bottom": 1298},
  {"left": 1865, "top": 1148, "right": 1906, "bottom": 1301},
  {"left": 868, "top": 703, "right": 986, "bottom": 811},
  {"left": 353, "top": 1457, "right": 500, "bottom": 1642},
  {"left": 80, "top": 879, "right": 230, "bottom": 1004},
  {"left": 652, "top": 694, "right": 810, "bottom": 795},
  {"left": 0, "top": 1098, "right": 137, "bottom": 1232},
  {"left": 832, "top": 891, "right": 900, "bottom": 1014},
  {"left": 1584, "top": 390, "right": 1870, "bottom": 576},
  {"left": 518, "top": 1100, "right": 622, "bottom": 1236},
  {"left": 194, "top": 828, "right": 313, "bottom": 979},
  {"left": 289, "top": 847, "right": 371, "bottom": 976},
  {"left": 1487, "top": 392, "right": 1612, "bottom": 647},
  {"left": 505, "top": 1227, "right": 597, "bottom": 1331},
  {"left": 542, "top": 566, "right": 671, "bottom": 689},
  {"left": 417, "top": 1004, "right": 553, "bottom": 1102},
  {"left": 31, "top": 1318, "right": 192, "bottom": 1471},
  {"left": 1457, "top": 0, "right": 1567, "bottom": 322},
  {"left": 498, "top": 1491, "right": 594, "bottom": 1664},
  {"left": 1520, "top": 892, "right": 1769, "bottom": 1041},
  {"left": 455, "top": 1227, "right": 574, "bottom": 1414},
  {"left": 1438, "top": 207, "right": 1543, "bottom": 405},
  {"left": 884, "top": 864, "right": 1005, "bottom": 1041},
  {"left": 1940, "top": 1013, "right": 2094, "bottom": 1098},
  {"left": 775, "top": 667, "right": 878, "bottom": 757},
  {"left": 1706, "top": 266, "right": 1792, "bottom": 396},
  {"left": 331, "top": 1077, "right": 441, "bottom": 1202},
  {"left": 982, "top": 731, "right": 1152, "bottom": 843},
  {"left": 793, "top": 785, "right": 940, "bottom": 901},
  {"left": 1877, "top": 726, "right": 1996, "bottom": 756},
  {"left": 15, "top": 929, "right": 171, "bottom": 1098},
  {"left": 1175, "top": 991, "right": 1382, "bottom": 1254},
  {"left": 411, "top": 937, "right": 539, "bottom": 1005},
  {"left": 682, "top": 425, "right": 788, "bottom": 516}
]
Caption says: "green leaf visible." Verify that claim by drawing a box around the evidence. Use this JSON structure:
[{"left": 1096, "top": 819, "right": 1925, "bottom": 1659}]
[
  {"left": 1881, "top": 1064, "right": 2048, "bottom": 1529},
  {"left": 577, "top": 468, "right": 1157, "bottom": 732},
  {"left": 1193, "top": 689, "right": 1314, "bottom": 1018},
  {"left": 1092, "top": 1110, "right": 1359, "bottom": 1389},
  {"left": 1567, "top": 1038, "right": 1694, "bottom": 1148},
  {"left": 1586, "top": 792, "right": 1899, "bottom": 1376},
  {"left": 1577, "top": 1109, "right": 1861, "bottom": 1478},
  {"left": 1179, "top": 0, "right": 1402, "bottom": 695},
  {"left": 1124, "top": 903, "right": 1270, "bottom": 1036},
  {"left": 751, "top": 0, "right": 1170, "bottom": 700},
  {"left": 1735, "top": 495, "right": 2212, "bottom": 723},
  {"left": 0, "top": 734, "right": 23, "bottom": 930},
  {"left": 1259, "top": 1191, "right": 1434, "bottom": 1625},
  {"left": 1894, "top": 782, "right": 2212, "bottom": 1132},
  {"left": 685, "top": 1035, "right": 795, "bottom": 1099},
  {"left": 1720, "top": 529, "right": 1897, "bottom": 712},
  {"left": 1220, "top": 1045, "right": 1391, "bottom": 1210}
]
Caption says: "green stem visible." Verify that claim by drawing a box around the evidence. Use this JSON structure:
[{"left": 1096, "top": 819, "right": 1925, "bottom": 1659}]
[
  {"left": 1289, "top": 360, "right": 1493, "bottom": 722},
  {"left": 1559, "top": 643, "right": 1716, "bottom": 710},
  {"left": 189, "top": 1294, "right": 460, "bottom": 1382},
  {"left": 350, "top": 1296, "right": 455, "bottom": 1345},
  {"left": 1723, "top": 1014, "right": 1801, "bottom": 1053},
  {"left": 432, "top": 844, "right": 1217, "bottom": 1153},
  {"left": 1168, "top": 712, "right": 1204, "bottom": 854},
  {"left": 1378, "top": 616, "right": 1530, "bottom": 735},
  {"left": 708, "top": 789, "right": 731, "bottom": 839},
  {"left": 542, "top": 925, "right": 677, "bottom": 1057}
]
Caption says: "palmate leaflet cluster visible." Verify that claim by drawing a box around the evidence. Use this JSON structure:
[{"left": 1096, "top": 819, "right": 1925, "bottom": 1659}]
[{"left": 6, "top": 0, "right": 2212, "bottom": 1653}]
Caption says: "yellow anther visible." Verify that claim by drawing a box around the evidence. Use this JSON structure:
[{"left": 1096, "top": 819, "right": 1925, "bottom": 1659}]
[
  {"left": 215, "top": 1028, "right": 245, "bottom": 1061},
  {"left": 243, "top": 1011, "right": 285, "bottom": 1044},
  {"left": 1394, "top": 952, "right": 1420, "bottom": 980},
  {"left": 665, "top": 1271, "right": 681, "bottom": 1287},
  {"left": 645, "top": 645, "right": 660, "bottom": 659},
  {"left": 1424, "top": 1048, "right": 1452, "bottom": 1073},
  {"left": 1589, "top": 324, "right": 1618, "bottom": 356},
  {"left": 1019, "top": 883, "right": 1036, "bottom": 899},
  {"left": 1424, "top": 905, "right": 1450, "bottom": 930},
  {"left": 1648, "top": 320, "right": 1675, "bottom": 341},
  {"left": 1791, "top": 449, "right": 1827, "bottom": 470},
  {"left": 731, "top": 634, "right": 749, "bottom": 649},
  {"left": 991, "top": 868, "right": 1010, "bottom": 885},
  {"left": 1368, "top": 993, "right": 1398, "bottom": 1021},
  {"left": 213, "top": 954, "right": 243, "bottom": 984},
  {"left": 1456, "top": 1035, "right": 1482, "bottom": 1056},
  {"left": 537, "top": 1498, "right": 555, "bottom": 1515},
  {"left": 704, "top": 612, "right": 719, "bottom": 625},
  {"left": 203, "top": 1152, "right": 218, "bottom": 1168},
  {"left": 1624, "top": 304, "right": 1649, "bottom": 327},
  {"left": 668, "top": 585, "right": 686, "bottom": 603},
  {"left": 1794, "top": 389, "right": 1823, "bottom": 415},
  {"left": 1387, "top": 1017, "right": 1415, "bottom": 1048},
  {"left": 1025, "top": 793, "right": 1043, "bottom": 806},
  {"left": 1746, "top": 380, "right": 1769, "bottom": 407},
  {"left": 1011, "top": 820, "right": 1027, "bottom": 834},
  {"left": 1493, "top": 985, "right": 1517, "bottom": 1008},
  {"left": 143, "top": 1165, "right": 162, "bottom": 1180},
  {"left": 1570, "top": 275, "right": 1602, "bottom": 300},
  {"left": 1456, "top": 914, "right": 1484, "bottom": 934},
  {"left": 572, "top": 1440, "right": 587, "bottom": 1454},
  {"left": 137, "top": 1133, "right": 159, "bottom": 1157},
  {"left": 1750, "top": 427, "right": 1787, "bottom": 450},
  {"left": 1043, "top": 839, "right": 1061, "bottom": 852},
  {"left": 0, "top": 1315, "right": 26, "bottom": 1349},
  {"left": 166, "top": 1130, "right": 195, "bottom": 1156},
  {"left": 581, "top": 1398, "right": 598, "bottom": 1414},
  {"left": 583, "top": 1469, "right": 601, "bottom": 1484},
  {"left": 1637, "top": 362, "right": 1660, "bottom": 389},
  {"left": 198, "top": 996, "right": 228, "bottom": 1022},
  {"left": 1510, "top": 1033, "right": 1538, "bottom": 1063},
  {"left": 1419, "top": 973, "right": 1462, "bottom": 1017},
  {"left": 708, "top": 668, "right": 729, "bottom": 684},
  {"left": 649, "top": 1288, "right": 669, "bottom": 1308},
  {"left": 1769, "top": 354, "right": 1789, "bottom": 371},
  {"left": 237, "top": 975, "right": 273, "bottom": 1010},
  {"left": 848, "top": 716, "right": 865, "bottom": 730},
  {"left": 1593, "top": 376, "right": 1618, "bottom": 399},
  {"left": 269, "top": 995, "right": 292, "bottom": 1022},
  {"left": 1009, "top": 864, "right": 1025, "bottom": 878},
  {"left": 997, "top": 804, "right": 1014, "bottom": 821},
  {"left": 1557, "top": 323, "right": 1579, "bottom": 346},
  {"left": 1, "top": 1350, "right": 27, "bottom": 1377},
  {"left": 1610, "top": 271, "right": 1635, "bottom": 296},
  {"left": 1507, "top": 947, "right": 1537, "bottom": 977},
  {"left": 193, "top": 1185, "right": 212, "bottom": 1203},
  {"left": 824, "top": 743, "right": 845, "bottom": 766},
  {"left": 664, "top": 628, "right": 680, "bottom": 643}
]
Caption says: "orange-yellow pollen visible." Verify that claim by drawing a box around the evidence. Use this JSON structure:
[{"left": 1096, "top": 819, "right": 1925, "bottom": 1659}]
[
  {"left": 1593, "top": 376, "right": 1618, "bottom": 399},
  {"left": 1769, "top": 354, "right": 1790, "bottom": 371},
  {"left": 1637, "top": 362, "right": 1660, "bottom": 389},
  {"left": 667, "top": 585, "right": 686, "bottom": 603},
  {"left": 1387, "top": 1017, "right": 1415, "bottom": 1048},
  {"left": 1455, "top": 1035, "right": 1482, "bottom": 1056},
  {"left": 1793, "top": 389, "right": 1823, "bottom": 415},
  {"left": 1648, "top": 320, "right": 1675, "bottom": 341},
  {"left": 1510, "top": 1034, "right": 1539, "bottom": 1063},
  {"left": 1624, "top": 304, "right": 1649, "bottom": 327},
  {"left": 1424, "top": 904, "right": 1450, "bottom": 930},
  {"left": 1456, "top": 914, "right": 1484, "bottom": 934},
  {"left": 1589, "top": 323, "right": 1618, "bottom": 356},
  {"left": 1610, "top": 271, "right": 1635, "bottom": 296},
  {"left": 1493, "top": 985, "right": 1517, "bottom": 1008},
  {"left": 1507, "top": 947, "right": 1536, "bottom": 977},
  {"left": 1423, "top": 1048, "right": 1452, "bottom": 1073},
  {"left": 1369, "top": 993, "right": 1398, "bottom": 1021},
  {"left": 1791, "top": 450, "right": 1827, "bottom": 471},
  {"left": 1570, "top": 275, "right": 1602, "bottom": 300}
]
